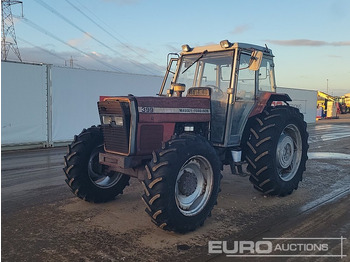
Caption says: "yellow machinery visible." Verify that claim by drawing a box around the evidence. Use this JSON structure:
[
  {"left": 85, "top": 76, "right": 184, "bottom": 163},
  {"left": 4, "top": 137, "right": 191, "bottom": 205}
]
[
  {"left": 317, "top": 91, "right": 337, "bottom": 118},
  {"left": 317, "top": 91, "right": 350, "bottom": 116},
  {"left": 337, "top": 93, "right": 350, "bottom": 113}
]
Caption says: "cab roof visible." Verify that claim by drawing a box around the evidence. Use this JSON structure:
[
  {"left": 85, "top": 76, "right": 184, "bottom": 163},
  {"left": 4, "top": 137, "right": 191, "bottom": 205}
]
[{"left": 181, "top": 40, "right": 273, "bottom": 56}]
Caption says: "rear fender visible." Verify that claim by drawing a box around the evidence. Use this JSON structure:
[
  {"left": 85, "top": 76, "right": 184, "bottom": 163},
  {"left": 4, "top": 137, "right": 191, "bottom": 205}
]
[{"left": 249, "top": 92, "right": 292, "bottom": 117}]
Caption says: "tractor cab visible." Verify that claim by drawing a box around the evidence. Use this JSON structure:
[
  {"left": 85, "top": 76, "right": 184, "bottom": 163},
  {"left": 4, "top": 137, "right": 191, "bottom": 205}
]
[{"left": 159, "top": 40, "right": 276, "bottom": 146}]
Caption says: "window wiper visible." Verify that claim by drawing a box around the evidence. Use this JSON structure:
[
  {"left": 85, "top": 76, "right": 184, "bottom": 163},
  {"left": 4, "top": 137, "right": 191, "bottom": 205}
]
[{"left": 182, "top": 50, "right": 208, "bottom": 74}]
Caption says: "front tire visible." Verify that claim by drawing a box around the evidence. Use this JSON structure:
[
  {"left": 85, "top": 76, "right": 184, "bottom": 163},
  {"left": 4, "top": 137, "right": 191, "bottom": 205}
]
[
  {"left": 245, "top": 106, "right": 308, "bottom": 196},
  {"left": 142, "top": 134, "right": 222, "bottom": 233},
  {"left": 63, "top": 126, "right": 130, "bottom": 203}
]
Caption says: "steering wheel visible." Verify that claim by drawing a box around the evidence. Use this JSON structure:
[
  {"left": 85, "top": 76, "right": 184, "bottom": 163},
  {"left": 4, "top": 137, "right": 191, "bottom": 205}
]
[{"left": 205, "top": 84, "right": 224, "bottom": 98}]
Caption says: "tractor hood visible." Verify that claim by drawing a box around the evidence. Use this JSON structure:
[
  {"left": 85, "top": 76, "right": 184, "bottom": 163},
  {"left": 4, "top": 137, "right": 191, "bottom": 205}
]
[
  {"left": 136, "top": 96, "right": 211, "bottom": 123},
  {"left": 99, "top": 95, "right": 211, "bottom": 123},
  {"left": 98, "top": 95, "right": 211, "bottom": 156}
]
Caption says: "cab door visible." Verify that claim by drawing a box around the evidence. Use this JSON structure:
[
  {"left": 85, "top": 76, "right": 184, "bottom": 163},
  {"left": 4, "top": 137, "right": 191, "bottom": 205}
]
[{"left": 226, "top": 52, "right": 257, "bottom": 146}]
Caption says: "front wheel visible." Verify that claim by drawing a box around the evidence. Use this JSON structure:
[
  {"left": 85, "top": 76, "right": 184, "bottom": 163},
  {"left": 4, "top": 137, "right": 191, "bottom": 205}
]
[
  {"left": 245, "top": 106, "right": 309, "bottom": 196},
  {"left": 63, "top": 126, "right": 130, "bottom": 203},
  {"left": 142, "top": 134, "right": 222, "bottom": 233}
]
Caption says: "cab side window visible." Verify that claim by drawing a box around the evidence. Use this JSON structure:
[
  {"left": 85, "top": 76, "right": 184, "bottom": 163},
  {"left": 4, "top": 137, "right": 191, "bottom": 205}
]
[
  {"left": 258, "top": 58, "right": 274, "bottom": 92},
  {"left": 236, "top": 53, "right": 255, "bottom": 100}
]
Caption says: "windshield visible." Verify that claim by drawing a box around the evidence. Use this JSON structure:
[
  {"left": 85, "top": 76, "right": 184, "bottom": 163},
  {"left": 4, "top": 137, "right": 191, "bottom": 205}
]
[
  {"left": 176, "top": 51, "right": 234, "bottom": 92},
  {"left": 175, "top": 50, "right": 234, "bottom": 143}
]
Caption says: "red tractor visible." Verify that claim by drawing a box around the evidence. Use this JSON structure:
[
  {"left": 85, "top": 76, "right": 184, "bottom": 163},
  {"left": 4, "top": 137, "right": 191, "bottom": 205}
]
[{"left": 63, "top": 40, "right": 308, "bottom": 233}]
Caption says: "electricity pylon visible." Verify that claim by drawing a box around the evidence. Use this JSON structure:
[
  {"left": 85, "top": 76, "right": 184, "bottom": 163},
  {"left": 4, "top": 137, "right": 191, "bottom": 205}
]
[{"left": 1, "top": 0, "right": 22, "bottom": 61}]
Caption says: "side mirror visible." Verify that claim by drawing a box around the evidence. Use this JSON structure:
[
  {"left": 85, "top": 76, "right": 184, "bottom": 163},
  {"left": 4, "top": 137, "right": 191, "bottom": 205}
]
[{"left": 248, "top": 51, "right": 263, "bottom": 71}]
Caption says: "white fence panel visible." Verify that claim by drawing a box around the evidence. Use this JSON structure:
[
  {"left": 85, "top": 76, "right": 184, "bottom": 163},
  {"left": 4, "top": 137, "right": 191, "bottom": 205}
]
[
  {"left": 2, "top": 62, "right": 317, "bottom": 148},
  {"left": 51, "top": 67, "right": 162, "bottom": 142},
  {"left": 277, "top": 87, "right": 317, "bottom": 123},
  {"left": 1, "top": 62, "right": 48, "bottom": 146}
]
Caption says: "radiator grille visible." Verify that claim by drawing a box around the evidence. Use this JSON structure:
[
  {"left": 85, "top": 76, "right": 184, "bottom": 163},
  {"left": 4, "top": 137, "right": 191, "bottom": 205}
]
[
  {"left": 102, "top": 125, "right": 129, "bottom": 154},
  {"left": 98, "top": 100, "right": 131, "bottom": 154}
]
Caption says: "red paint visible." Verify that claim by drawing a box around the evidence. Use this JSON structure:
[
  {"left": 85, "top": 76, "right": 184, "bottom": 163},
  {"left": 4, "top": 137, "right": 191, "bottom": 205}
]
[
  {"left": 139, "top": 113, "right": 210, "bottom": 123},
  {"left": 135, "top": 96, "right": 210, "bottom": 154},
  {"left": 136, "top": 96, "right": 210, "bottom": 109},
  {"left": 249, "top": 92, "right": 271, "bottom": 117},
  {"left": 136, "top": 123, "right": 175, "bottom": 155},
  {"left": 249, "top": 93, "right": 291, "bottom": 117},
  {"left": 137, "top": 96, "right": 211, "bottom": 123},
  {"left": 98, "top": 96, "right": 211, "bottom": 155},
  {"left": 99, "top": 96, "right": 112, "bottom": 101}
]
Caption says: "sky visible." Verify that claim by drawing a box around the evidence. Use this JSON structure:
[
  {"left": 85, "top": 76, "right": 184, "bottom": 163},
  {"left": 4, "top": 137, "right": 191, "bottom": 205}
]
[{"left": 5, "top": 0, "right": 350, "bottom": 96}]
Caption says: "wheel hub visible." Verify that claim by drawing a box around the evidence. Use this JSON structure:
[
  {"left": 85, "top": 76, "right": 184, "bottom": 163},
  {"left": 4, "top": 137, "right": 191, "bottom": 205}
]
[
  {"left": 175, "top": 156, "right": 214, "bottom": 216},
  {"left": 277, "top": 134, "right": 294, "bottom": 169},
  {"left": 88, "top": 145, "right": 123, "bottom": 188},
  {"left": 177, "top": 170, "right": 197, "bottom": 196}
]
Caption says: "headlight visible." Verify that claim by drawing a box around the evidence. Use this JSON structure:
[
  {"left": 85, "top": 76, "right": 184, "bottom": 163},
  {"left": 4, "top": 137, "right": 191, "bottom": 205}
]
[
  {"left": 220, "top": 40, "right": 232, "bottom": 49},
  {"left": 102, "top": 115, "right": 124, "bottom": 126},
  {"left": 184, "top": 125, "right": 194, "bottom": 132},
  {"left": 182, "top": 44, "right": 192, "bottom": 52}
]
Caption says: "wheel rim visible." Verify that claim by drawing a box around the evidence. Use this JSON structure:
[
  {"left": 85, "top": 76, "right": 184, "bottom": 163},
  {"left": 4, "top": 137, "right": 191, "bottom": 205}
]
[
  {"left": 175, "top": 155, "right": 214, "bottom": 216},
  {"left": 88, "top": 146, "right": 123, "bottom": 188},
  {"left": 276, "top": 124, "right": 302, "bottom": 181}
]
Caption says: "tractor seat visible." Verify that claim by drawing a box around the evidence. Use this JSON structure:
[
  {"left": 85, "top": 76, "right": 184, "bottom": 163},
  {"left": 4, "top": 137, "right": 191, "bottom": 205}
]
[{"left": 186, "top": 87, "right": 211, "bottom": 98}]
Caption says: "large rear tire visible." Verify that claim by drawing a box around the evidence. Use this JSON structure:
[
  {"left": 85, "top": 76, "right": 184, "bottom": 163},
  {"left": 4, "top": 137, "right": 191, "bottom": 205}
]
[
  {"left": 63, "top": 126, "right": 130, "bottom": 203},
  {"left": 142, "top": 134, "right": 222, "bottom": 233},
  {"left": 245, "top": 106, "right": 308, "bottom": 196}
]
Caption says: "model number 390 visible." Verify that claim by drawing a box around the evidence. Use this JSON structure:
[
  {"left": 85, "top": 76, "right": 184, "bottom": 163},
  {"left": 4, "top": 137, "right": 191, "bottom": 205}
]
[{"left": 140, "top": 107, "right": 154, "bottom": 113}]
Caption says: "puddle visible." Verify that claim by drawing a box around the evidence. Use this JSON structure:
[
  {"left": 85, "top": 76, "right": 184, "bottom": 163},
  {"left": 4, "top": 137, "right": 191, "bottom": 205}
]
[
  {"left": 308, "top": 152, "right": 350, "bottom": 160},
  {"left": 299, "top": 186, "right": 350, "bottom": 213},
  {"left": 321, "top": 133, "right": 350, "bottom": 141},
  {"left": 308, "top": 124, "right": 350, "bottom": 144}
]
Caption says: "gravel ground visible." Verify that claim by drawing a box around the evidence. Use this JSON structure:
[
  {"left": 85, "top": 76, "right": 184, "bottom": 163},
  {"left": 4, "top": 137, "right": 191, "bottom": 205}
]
[{"left": 2, "top": 115, "right": 350, "bottom": 262}]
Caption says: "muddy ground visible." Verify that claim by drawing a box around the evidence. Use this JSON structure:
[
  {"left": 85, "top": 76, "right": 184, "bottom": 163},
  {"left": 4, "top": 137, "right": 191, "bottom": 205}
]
[{"left": 2, "top": 115, "right": 350, "bottom": 262}]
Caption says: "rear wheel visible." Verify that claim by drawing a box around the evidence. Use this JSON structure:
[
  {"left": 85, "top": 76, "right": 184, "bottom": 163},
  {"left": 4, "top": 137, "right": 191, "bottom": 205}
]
[
  {"left": 63, "top": 126, "right": 130, "bottom": 203},
  {"left": 142, "top": 134, "right": 222, "bottom": 233},
  {"left": 245, "top": 106, "right": 308, "bottom": 196}
]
